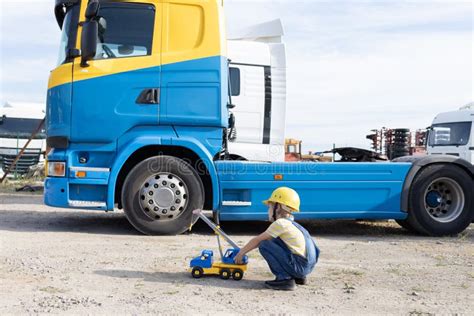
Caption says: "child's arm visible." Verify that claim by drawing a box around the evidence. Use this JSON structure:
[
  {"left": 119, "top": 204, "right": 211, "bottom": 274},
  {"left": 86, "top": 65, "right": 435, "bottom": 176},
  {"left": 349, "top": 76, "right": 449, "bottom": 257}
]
[{"left": 234, "top": 232, "right": 273, "bottom": 264}]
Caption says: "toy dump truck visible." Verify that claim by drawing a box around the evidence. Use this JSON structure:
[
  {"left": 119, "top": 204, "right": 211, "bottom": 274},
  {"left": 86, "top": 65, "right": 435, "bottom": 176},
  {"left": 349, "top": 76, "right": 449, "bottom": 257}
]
[
  {"left": 190, "top": 249, "right": 246, "bottom": 280},
  {"left": 189, "top": 210, "right": 248, "bottom": 280}
]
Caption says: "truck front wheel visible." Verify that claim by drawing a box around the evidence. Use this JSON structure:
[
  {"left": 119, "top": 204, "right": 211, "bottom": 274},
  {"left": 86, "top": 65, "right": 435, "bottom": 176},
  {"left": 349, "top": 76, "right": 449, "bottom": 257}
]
[
  {"left": 121, "top": 155, "right": 204, "bottom": 235},
  {"left": 395, "top": 219, "right": 418, "bottom": 233},
  {"left": 407, "top": 164, "right": 473, "bottom": 236}
]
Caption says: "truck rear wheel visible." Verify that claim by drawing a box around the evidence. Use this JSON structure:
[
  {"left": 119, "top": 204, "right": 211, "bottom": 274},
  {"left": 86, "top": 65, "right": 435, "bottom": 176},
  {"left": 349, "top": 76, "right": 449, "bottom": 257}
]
[
  {"left": 122, "top": 155, "right": 204, "bottom": 235},
  {"left": 407, "top": 164, "right": 473, "bottom": 236},
  {"left": 232, "top": 269, "right": 244, "bottom": 281},
  {"left": 220, "top": 269, "right": 231, "bottom": 280}
]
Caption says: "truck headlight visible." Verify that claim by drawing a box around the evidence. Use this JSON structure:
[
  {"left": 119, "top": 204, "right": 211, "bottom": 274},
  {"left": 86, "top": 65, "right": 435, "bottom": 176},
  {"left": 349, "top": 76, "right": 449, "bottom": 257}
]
[{"left": 47, "top": 161, "right": 66, "bottom": 177}]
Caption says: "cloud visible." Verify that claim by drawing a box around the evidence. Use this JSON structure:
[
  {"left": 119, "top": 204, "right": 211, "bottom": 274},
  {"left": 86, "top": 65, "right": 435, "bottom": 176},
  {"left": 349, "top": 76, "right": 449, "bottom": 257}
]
[
  {"left": 285, "top": 45, "right": 473, "bottom": 149},
  {"left": 227, "top": 0, "right": 473, "bottom": 151},
  {"left": 0, "top": 0, "right": 58, "bottom": 103},
  {"left": 0, "top": 1, "right": 58, "bottom": 46}
]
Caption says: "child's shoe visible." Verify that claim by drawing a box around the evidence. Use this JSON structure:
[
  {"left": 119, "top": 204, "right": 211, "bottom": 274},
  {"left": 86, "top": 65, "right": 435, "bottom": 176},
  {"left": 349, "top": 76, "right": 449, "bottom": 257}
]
[{"left": 264, "top": 279, "right": 296, "bottom": 291}]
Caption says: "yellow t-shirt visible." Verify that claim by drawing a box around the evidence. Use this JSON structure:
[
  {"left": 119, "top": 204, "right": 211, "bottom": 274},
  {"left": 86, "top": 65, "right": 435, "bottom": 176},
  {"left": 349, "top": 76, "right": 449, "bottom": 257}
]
[{"left": 265, "top": 218, "right": 306, "bottom": 257}]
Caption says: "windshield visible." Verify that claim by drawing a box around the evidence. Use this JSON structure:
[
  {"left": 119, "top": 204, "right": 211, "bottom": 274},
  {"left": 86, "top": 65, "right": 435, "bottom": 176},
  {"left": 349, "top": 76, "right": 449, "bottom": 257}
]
[
  {"left": 0, "top": 117, "right": 46, "bottom": 139},
  {"left": 57, "top": 5, "right": 80, "bottom": 66},
  {"left": 428, "top": 122, "right": 472, "bottom": 147}
]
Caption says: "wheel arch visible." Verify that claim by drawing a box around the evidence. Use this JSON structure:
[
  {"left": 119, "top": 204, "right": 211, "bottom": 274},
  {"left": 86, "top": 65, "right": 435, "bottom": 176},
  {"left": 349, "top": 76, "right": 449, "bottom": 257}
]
[
  {"left": 395, "top": 155, "right": 474, "bottom": 212},
  {"left": 107, "top": 137, "right": 220, "bottom": 211},
  {"left": 213, "top": 153, "right": 247, "bottom": 161}
]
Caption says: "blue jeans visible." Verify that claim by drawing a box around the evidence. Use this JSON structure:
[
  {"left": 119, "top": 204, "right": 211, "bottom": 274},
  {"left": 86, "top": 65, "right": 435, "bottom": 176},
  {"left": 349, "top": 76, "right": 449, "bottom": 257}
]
[{"left": 259, "top": 237, "right": 317, "bottom": 281}]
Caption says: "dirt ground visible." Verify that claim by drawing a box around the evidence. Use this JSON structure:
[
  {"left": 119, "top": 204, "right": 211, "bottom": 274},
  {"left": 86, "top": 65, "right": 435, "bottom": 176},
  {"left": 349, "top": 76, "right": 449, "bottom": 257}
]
[{"left": 0, "top": 191, "right": 473, "bottom": 315}]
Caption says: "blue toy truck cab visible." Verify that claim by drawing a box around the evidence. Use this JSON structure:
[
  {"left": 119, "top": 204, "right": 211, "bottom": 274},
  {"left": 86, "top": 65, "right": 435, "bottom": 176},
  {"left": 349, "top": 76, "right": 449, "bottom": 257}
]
[
  {"left": 190, "top": 250, "right": 214, "bottom": 269},
  {"left": 222, "top": 248, "right": 238, "bottom": 264},
  {"left": 222, "top": 248, "right": 248, "bottom": 265}
]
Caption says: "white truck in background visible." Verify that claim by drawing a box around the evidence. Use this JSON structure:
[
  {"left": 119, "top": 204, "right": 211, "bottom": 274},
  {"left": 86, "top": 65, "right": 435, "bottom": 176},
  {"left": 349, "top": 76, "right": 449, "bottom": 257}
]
[
  {"left": 427, "top": 102, "right": 474, "bottom": 164},
  {"left": 226, "top": 19, "right": 286, "bottom": 162},
  {"left": 0, "top": 102, "right": 46, "bottom": 177}
]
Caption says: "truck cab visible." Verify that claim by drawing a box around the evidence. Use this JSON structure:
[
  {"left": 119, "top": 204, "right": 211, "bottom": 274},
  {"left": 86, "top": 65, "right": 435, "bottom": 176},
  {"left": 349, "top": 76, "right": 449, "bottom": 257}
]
[
  {"left": 0, "top": 103, "right": 46, "bottom": 176},
  {"left": 47, "top": 0, "right": 228, "bottom": 233},
  {"left": 190, "top": 250, "right": 214, "bottom": 269},
  {"left": 226, "top": 20, "right": 287, "bottom": 162},
  {"left": 427, "top": 107, "right": 474, "bottom": 164}
]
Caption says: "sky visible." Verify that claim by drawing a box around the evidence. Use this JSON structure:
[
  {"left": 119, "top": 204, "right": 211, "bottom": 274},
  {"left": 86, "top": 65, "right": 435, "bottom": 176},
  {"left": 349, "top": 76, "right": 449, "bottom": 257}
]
[{"left": 0, "top": 0, "right": 473, "bottom": 151}]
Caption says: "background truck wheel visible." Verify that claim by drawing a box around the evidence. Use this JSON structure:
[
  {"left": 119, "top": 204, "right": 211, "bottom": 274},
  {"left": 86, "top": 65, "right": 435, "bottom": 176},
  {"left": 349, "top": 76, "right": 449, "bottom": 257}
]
[
  {"left": 192, "top": 267, "right": 204, "bottom": 278},
  {"left": 122, "top": 156, "right": 204, "bottom": 235},
  {"left": 407, "top": 164, "right": 473, "bottom": 236},
  {"left": 220, "top": 269, "right": 231, "bottom": 280},
  {"left": 232, "top": 269, "right": 244, "bottom": 281}
]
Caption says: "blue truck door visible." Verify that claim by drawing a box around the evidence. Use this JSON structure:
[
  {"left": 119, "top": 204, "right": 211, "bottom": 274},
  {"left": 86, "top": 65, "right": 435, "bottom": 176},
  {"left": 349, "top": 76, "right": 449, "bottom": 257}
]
[{"left": 71, "top": 2, "right": 162, "bottom": 143}]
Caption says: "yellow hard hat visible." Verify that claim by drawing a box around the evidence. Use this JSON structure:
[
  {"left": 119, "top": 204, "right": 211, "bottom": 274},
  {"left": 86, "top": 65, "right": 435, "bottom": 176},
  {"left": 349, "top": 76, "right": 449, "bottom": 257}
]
[{"left": 263, "top": 187, "right": 300, "bottom": 212}]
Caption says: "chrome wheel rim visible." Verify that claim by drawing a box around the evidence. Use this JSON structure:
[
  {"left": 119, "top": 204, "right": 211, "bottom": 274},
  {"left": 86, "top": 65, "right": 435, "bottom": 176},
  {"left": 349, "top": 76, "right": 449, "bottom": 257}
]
[
  {"left": 423, "top": 177, "right": 464, "bottom": 223},
  {"left": 139, "top": 172, "right": 188, "bottom": 221}
]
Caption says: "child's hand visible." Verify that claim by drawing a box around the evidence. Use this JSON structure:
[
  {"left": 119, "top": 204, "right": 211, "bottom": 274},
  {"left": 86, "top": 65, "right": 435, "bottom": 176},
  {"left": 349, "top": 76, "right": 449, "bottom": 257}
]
[{"left": 234, "top": 251, "right": 245, "bottom": 265}]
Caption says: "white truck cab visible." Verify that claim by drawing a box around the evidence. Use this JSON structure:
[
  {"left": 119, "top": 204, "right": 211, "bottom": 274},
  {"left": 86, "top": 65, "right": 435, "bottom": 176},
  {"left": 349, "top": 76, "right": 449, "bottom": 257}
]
[
  {"left": 226, "top": 20, "right": 286, "bottom": 162},
  {"left": 0, "top": 102, "right": 46, "bottom": 176},
  {"left": 427, "top": 104, "right": 474, "bottom": 164}
]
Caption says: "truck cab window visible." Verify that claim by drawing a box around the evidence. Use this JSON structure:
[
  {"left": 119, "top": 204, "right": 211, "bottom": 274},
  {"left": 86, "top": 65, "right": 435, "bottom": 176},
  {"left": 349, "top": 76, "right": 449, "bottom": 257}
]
[
  {"left": 428, "top": 122, "right": 472, "bottom": 146},
  {"left": 94, "top": 3, "right": 155, "bottom": 60},
  {"left": 0, "top": 117, "right": 46, "bottom": 139}
]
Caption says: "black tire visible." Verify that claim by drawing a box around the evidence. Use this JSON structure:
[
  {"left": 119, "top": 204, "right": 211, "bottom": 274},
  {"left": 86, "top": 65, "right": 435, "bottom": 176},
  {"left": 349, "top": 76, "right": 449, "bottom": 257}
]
[
  {"left": 232, "top": 269, "right": 244, "bottom": 281},
  {"left": 121, "top": 155, "right": 204, "bottom": 235},
  {"left": 192, "top": 267, "right": 204, "bottom": 278},
  {"left": 395, "top": 219, "right": 418, "bottom": 233},
  {"left": 220, "top": 269, "right": 231, "bottom": 280},
  {"left": 407, "top": 164, "right": 473, "bottom": 236},
  {"left": 392, "top": 153, "right": 409, "bottom": 158}
]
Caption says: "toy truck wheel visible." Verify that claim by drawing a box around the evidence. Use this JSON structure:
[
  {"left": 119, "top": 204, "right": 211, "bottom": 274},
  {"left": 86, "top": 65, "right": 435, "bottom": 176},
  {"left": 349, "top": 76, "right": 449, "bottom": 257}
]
[
  {"left": 121, "top": 155, "right": 204, "bottom": 235},
  {"left": 232, "top": 269, "right": 244, "bottom": 281},
  {"left": 192, "top": 267, "right": 204, "bottom": 278},
  {"left": 407, "top": 164, "right": 473, "bottom": 236},
  {"left": 220, "top": 269, "right": 231, "bottom": 280}
]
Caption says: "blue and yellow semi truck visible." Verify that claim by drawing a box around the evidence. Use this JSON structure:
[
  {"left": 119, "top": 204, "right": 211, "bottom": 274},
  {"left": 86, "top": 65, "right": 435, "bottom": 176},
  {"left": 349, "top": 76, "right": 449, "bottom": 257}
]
[{"left": 45, "top": 0, "right": 473, "bottom": 236}]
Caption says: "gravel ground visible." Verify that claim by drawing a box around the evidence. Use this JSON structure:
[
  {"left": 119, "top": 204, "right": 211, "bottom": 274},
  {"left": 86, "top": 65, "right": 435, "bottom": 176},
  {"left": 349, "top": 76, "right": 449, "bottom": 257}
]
[{"left": 0, "top": 191, "right": 473, "bottom": 315}]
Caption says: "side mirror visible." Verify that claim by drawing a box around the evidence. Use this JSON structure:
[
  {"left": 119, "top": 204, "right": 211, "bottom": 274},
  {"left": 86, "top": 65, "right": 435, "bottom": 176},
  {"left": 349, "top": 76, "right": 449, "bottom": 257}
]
[
  {"left": 80, "top": 20, "right": 98, "bottom": 67},
  {"left": 80, "top": 0, "right": 100, "bottom": 67},
  {"left": 229, "top": 67, "right": 241, "bottom": 96},
  {"left": 85, "top": 0, "right": 100, "bottom": 19}
]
